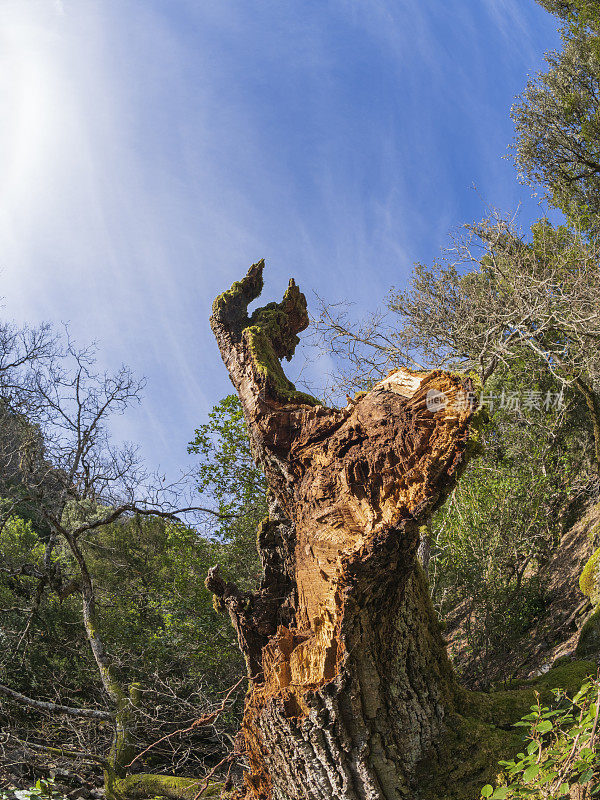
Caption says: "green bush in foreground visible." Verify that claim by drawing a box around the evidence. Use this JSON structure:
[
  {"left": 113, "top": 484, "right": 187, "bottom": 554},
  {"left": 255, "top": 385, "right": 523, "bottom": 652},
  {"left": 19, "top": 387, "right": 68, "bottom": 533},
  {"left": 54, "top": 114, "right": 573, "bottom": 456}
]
[
  {"left": 1, "top": 779, "right": 67, "bottom": 800},
  {"left": 481, "top": 677, "right": 600, "bottom": 799}
]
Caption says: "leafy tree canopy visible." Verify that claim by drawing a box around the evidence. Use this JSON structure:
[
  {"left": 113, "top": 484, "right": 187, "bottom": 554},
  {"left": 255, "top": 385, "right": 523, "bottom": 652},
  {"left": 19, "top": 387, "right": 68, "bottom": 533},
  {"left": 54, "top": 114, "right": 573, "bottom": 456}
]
[
  {"left": 188, "top": 394, "right": 265, "bottom": 589},
  {"left": 514, "top": 7, "right": 600, "bottom": 226}
]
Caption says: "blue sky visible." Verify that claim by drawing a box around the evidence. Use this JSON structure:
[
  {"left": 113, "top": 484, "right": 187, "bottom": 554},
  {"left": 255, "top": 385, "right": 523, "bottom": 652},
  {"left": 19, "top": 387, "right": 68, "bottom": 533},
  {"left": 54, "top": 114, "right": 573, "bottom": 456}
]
[{"left": 0, "top": 0, "right": 559, "bottom": 479}]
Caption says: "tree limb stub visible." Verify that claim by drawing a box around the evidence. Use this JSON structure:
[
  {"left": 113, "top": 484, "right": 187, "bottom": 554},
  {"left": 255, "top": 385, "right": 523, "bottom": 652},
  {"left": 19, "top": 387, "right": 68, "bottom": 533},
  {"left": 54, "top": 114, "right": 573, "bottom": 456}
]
[{"left": 209, "top": 262, "right": 480, "bottom": 800}]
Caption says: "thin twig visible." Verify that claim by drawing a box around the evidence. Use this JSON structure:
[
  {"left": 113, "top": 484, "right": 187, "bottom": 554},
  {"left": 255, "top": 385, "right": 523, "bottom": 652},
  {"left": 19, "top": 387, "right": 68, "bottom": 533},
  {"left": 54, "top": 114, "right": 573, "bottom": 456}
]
[{"left": 124, "top": 676, "right": 245, "bottom": 769}]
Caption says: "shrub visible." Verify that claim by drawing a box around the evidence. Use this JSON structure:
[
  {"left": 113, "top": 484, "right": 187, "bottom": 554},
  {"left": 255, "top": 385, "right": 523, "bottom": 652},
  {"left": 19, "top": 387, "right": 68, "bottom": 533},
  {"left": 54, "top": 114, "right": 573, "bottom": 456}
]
[
  {"left": 480, "top": 677, "right": 600, "bottom": 799},
  {"left": 1, "top": 779, "right": 67, "bottom": 800}
]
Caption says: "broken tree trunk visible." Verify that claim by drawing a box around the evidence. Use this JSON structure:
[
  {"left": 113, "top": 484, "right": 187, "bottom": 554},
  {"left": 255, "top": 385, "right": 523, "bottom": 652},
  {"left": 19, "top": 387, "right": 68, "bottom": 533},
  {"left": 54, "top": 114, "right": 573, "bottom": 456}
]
[{"left": 208, "top": 262, "right": 480, "bottom": 800}]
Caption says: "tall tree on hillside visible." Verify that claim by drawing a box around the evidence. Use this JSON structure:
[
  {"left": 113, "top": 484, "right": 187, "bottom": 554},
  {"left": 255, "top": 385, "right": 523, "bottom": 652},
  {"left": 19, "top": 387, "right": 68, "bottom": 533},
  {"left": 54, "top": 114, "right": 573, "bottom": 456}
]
[{"left": 513, "top": 4, "right": 600, "bottom": 226}]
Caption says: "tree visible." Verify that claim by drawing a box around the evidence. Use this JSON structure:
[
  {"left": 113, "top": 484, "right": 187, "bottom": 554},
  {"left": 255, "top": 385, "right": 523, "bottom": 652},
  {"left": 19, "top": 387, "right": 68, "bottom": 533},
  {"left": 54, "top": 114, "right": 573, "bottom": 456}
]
[
  {"left": 205, "top": 261, "right": 574, "bottom": 800},
  {"left": 427, "top": 356, "right": 591, "bottom": 688},
  {"left": 317, "top": 242, "right": 598, "bottom": 682},
  {"left": 0, "top": 337, "right": 232, "bottom": 799},
  {"left": 316, "top": 215, "right": 600, "bottom": 475},
  {"left": 0, "top": 320, "right": 58, "bottom": 416},
  {"left": 536, "top": 0, "right": 600, "bottom": 27},
  {"left": 1, "top": 511, "right": 244, "bottom": 790},
  {"left": 512, "top": 14, "right": 600, "bottom": 226},
  {"left": 188, "top": 394, "right": 265, "bottom": 591}
]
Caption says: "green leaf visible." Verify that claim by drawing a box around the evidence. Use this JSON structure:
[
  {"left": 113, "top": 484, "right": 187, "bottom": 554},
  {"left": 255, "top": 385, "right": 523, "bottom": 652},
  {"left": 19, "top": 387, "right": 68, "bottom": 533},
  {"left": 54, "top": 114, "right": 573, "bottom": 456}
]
[
  {"left": 559, "top": 784, "right": 570, "bottom": 796},
  {"left": 481, "top": 786, "right": 494, "bottom": 798},
  {"left": 536, "top": 720, "right": 553, "bottom": 734},
  {"left": 491, "top": 788, "right": 509, "bottom": 799},
  {"left": 573, "top": 682, "right": 592, "bottom": 703},
  {"left": 523, "top": 764, "right": 540, "bottom": 783},
  {"left": 537, "top": 772, "right": 554, "bottom": 785}
]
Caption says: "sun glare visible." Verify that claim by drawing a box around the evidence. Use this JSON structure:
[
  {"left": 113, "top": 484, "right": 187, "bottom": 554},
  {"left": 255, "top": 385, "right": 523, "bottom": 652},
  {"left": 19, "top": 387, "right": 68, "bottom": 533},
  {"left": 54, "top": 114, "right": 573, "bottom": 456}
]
[{"left": 0, "top": 4, "right": 67, "bottom": 215}]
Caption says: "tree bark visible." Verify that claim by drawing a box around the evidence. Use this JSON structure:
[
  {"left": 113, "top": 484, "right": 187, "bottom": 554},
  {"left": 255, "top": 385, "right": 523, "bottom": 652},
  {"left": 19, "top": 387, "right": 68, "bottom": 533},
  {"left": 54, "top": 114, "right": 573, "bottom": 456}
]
[{"left": 208, "top": 263, "right": 481, "bottom": 800}]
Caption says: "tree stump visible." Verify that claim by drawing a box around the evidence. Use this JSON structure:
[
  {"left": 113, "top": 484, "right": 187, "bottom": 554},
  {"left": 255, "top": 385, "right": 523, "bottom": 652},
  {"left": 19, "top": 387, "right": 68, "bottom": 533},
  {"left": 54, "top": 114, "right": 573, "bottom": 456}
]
[{"left": 208, "top": 262, "right": 480, "bottom": 800}]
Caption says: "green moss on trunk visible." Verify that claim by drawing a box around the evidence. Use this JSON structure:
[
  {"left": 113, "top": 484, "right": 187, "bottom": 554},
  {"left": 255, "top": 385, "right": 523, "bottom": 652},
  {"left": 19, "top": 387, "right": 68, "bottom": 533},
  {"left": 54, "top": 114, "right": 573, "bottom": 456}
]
[
  {"left": 244, "top": 325, "right": 319, "bottom": 406},
  {"left": 418, "top": 660, "right": 597, "bottom": 800}
]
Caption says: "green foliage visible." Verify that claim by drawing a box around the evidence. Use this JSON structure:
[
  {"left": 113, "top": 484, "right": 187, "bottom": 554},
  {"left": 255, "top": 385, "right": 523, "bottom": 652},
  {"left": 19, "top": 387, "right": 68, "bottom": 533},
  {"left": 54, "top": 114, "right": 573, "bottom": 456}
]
[
  {"left": 0, "top": 508, "right": 243, "bottom": 694},
  {"left": 0, "top": 394, "right": 269, "bottom": 781},
  {"left": 0, "top": 508, "right": 247, "bottom": 777},
  {"left": 79, "top": 514, "right": 244, "bottom": 691},
  {"left": 429, "top": 361, "right": 589, "bottom": 683},
  {"left": 0, "top": 514, "right": 45, "bottom": 573},
  {"left": 0, "top": 779, "right": 67, "bottom": 800},
  {"left": 480, "top": 678, "right": 600, "bottom": 799},
  {"left": 190, "top": 395, "right": 264, "bottom": 517},
  {"left": 537, "top": 0, "right": 600, "bottom": 30},
  {"left": 0, "top": 514, "right": 88, "bottom": 697},
  {"left": 188, "top": 394, "right": 265, "bottom": 589},
  {"left": 513, "top": 15, "right": 600, "bottom": 227}
]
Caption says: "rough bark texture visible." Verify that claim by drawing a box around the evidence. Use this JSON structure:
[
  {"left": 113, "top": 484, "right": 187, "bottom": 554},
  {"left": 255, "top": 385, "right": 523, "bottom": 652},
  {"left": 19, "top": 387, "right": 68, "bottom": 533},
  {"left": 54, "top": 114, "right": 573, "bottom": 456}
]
[{"left": 208, "top": 262, "right": 481, "bottom": 800}]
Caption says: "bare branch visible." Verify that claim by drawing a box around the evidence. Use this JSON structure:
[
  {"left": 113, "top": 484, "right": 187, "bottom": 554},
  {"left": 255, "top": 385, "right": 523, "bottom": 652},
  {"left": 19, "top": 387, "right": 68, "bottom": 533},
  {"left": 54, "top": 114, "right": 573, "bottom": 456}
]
[{"left": 0, "top": 682, "right": 113, "bottom": 721}]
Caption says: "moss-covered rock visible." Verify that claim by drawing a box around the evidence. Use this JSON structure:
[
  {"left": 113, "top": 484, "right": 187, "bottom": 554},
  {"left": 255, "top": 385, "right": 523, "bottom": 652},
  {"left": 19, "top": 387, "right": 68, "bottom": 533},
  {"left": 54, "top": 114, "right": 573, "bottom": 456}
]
[
  {"left": 579, "top": 547, "right": 600, "bottom": 605},
  {"left": 514, "top": 658, "right": 597, "bottom": 693},
  {"left": 459, "top": 659, "right": 596, "bottom": 723},
  {"left": 575, "top": 544, "right": 600, "bottom": 659}
]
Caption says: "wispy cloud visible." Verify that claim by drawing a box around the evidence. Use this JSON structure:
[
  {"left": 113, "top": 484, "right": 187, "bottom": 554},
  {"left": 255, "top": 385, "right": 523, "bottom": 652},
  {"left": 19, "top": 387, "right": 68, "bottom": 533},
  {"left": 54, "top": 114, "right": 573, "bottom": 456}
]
[{"left": 0, "top": 0, "right": 560, "bottom": 478}]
